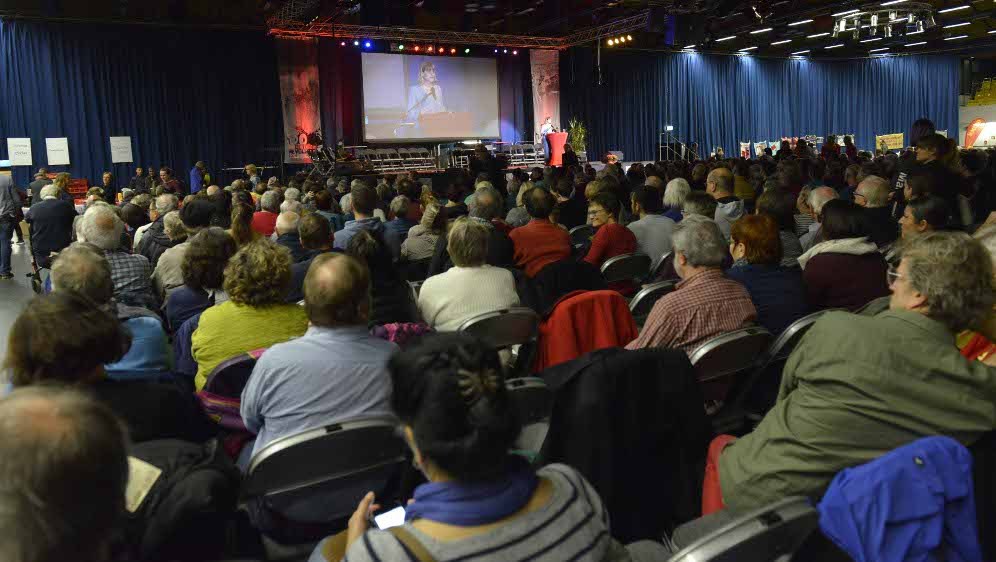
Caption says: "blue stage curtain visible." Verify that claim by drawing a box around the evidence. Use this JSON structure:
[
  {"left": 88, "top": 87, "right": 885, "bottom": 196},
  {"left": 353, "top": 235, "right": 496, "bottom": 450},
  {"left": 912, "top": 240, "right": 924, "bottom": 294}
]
[
  {"left": 561, "top": 48, "right": 960, "bottom": 161},
  {"left": 0, "top": 18, "right": 283, "bottom": 188}
]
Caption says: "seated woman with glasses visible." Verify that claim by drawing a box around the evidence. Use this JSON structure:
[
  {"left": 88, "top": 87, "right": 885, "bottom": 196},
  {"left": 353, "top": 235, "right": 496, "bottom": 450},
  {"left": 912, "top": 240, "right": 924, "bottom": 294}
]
[
  {"left": 584, "top": 192, "right": 638, "bottom": 294},
  {"left": 311, "top": 332, "right": 665, "bottom": 562}
]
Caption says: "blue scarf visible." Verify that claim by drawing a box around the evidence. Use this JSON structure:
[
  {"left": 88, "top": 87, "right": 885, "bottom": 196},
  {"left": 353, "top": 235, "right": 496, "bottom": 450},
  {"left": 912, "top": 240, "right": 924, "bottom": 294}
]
[{"left": 405, "top": 457, "right": 539, "bottom": 526}]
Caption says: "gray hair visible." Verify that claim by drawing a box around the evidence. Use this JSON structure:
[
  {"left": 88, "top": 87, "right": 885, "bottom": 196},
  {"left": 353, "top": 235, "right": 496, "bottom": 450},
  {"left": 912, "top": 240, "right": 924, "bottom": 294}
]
[
  {"left": 350, "top": 178, "right": 367, "bottom": 191},
  {"left": 340, "top": 193, "right": 353, "bottom": 214},
  {"left": 79, "top": 205, "right": 124, "bottom": 250},
  {"left": 284, "top": 187, "right": 301, "bottom": 202},
  {"left": 973, "top": 225, "right": 996, "bottom": 271},
  {"left": 447, "top": 217, "right": 490, "bottom": 267},
  {"left": 663, "top": 178, "right": 691, "bottom": 209},
  {"left": 672, "top": 216, "right": 727, "bottom": 267},
  {"left": 39, "top": 185, "right": 59, "bottom": 199},
  {"left": 809, "top": 186, "right": 839, "bottom": 217},
  {"left": 280, "top": 200, "right": 303, "bottom": 214},
  {"left": 857, "top": 175, "right": 890, "bottom": 207},
  {"left": 276, "top": 211, "right": 300, "bottom": 235},
  {"left": 162, "top": 211, "right": 186, "bottom": 241},
  {"left": 154, "top": 193, "right": 178, "bottom": 215},
  {"left": 469, "top": 187, "right": 503, "bottom": 222},
  {"left": 682, "top": 191, "right": 717, "bottom": 219},
  {"left": 260, "top": 190, "right": 280, "bottom": 213},
  {"left": 474, "top": 180, "right": 494, "bottom": 191},
  {"left": 390, "top": 195, "right": 410, "bottom": 217},
  {"left": 0, "top": 386, "right": 128, "bottom": 562},
  {"left": 507, "top": 177, "right": 522, "bottom": 196},
  {"left": 900, "top": 231, "right": 995, "bottom": 332},
  {"left": 51, "top": 243, "right": 113, "bottom": 304}
]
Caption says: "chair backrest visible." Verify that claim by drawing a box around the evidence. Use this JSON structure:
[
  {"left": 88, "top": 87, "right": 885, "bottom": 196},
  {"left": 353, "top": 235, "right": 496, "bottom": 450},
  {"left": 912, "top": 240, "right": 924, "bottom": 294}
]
[
  {"left": 242, "top": 416, "right": 406, "bottom": 522},
  {"left": 649, "top": 251, "right": 674, "bottom": 281},
  {"left": 600, "top": 253, "right": 652, "bottom": 284},
  {"left": 506, "top": 377, "right": 553, "bottom": 458},
  {"left": 569, "top": 224, "right": 594, "bottom": 246},
  {"left": 457, "top": 307, "right": 540, "bottom": 350},
  {"left": 689, "top": 327, "right": 773, "bottom": 383},
  {"left": 758, "top": 309, "right": 831, "bottom": 366},
  {"left": 628, "top": 280, "right": 676, "bottom": 325},
  {"left": 667, "top": 496, "right": 818, "bottom": 562},
  {"left": 202, "top": 349, "right": 265, "bottom": 398}
]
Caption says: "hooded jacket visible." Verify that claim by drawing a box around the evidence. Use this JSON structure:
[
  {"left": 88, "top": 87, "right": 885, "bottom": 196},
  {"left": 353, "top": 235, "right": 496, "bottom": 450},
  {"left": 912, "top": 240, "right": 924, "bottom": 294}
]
[
  {"left": 713, "top": 195, "right": 745, "bottom": 240},
  {"left": 799, "top": 237, "right": 889, "bottom": 311}
]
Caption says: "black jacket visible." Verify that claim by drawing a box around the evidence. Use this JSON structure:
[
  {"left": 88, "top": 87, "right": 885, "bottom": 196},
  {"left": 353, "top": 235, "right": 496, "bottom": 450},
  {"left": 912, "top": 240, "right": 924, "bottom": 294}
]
[
  {"left": 25, "top": 198, "right": 76, "bottom": 257},
  {"left": 522, "top": 259, "right": 606, "bottom": 315},
  {"left": 89, "top": 379, "right": 217, "bottom": 444},
  {"left": 276, "top": 232, "right": 309, "bottom": 263},
  {"left": 427, "top": 220, "right": 515, "bottom": 276},
  {"left": 537, "top": 347, "right": 714, "bottom": 542},
  {"left": 137, "top": 217, "right": 180, "bottom": 269},
  {"left": 863, "top": 205, "right": 900, "bottom": 248}
]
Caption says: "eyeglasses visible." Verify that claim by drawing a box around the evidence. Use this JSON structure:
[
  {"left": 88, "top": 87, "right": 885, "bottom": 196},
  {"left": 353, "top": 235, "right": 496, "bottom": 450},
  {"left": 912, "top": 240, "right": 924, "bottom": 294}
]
[
  {"left": 587, "top": 208, "right": 607, "bottom": 218},
  {"left": 886, "top": 265, "right": 904, "bottom": 285}
]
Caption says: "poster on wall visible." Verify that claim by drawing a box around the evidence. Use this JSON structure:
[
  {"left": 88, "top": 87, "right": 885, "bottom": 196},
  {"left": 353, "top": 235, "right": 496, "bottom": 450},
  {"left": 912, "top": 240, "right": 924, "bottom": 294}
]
[
  {"left": 530, "top": 50, "right": 560, "bottom": 142},
  {"left": 875, "top": 133, "right": 904, "bottom": 151},
  {"left": 276, "top": 37, "right": 322, "bottom": 164},
  {"left": 959, "top": 103, "right": 996, "bottom": 148},
  {"left": 109, "top": 137, "right": 133, "bottom": 163},
  {"left": 739, "top": 142, "right": 751, "bottom": 158},
  {"left": 754, "top": 141, "right": 767, "bottom": 157},
  {"left": 45, "top": 137, "right": 70, "bottom": 166},
  {"left": 6, "top": 138, "right": 32, "bottom": 166}
]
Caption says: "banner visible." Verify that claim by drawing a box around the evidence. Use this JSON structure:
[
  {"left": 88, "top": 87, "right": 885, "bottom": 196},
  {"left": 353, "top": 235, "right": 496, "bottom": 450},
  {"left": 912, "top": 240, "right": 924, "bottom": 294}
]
[
  {"left": 875, "top": 133, "right": 904, "bottom": 152},
  {"left": 46, "top": 137, "right": 70, "bottom": 165},
  {"left": 754, "top": 141, "right": 767, "bottom": 157},
  {"left": 109, "top": 137, "right": 133, "bottom": 163},
  {"left": 739, "top": 142, "right": 750, "bottom": 159},
  {"left": 959, "top": 101, "right": 996, "bottom": 148},
  {"left": 530, "top": 50, "right": 560, "bottom": 142},
  {"left": 6, "top": 138, "right": 32, "bottom": 166},
  {"left": 276, "top": 37, "right": 322, "bottom": 164}
]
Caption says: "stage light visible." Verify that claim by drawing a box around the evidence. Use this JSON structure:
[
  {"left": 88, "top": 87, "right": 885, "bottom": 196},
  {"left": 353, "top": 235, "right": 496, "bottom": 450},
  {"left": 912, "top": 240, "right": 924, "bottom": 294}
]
[
  {"left": 494, "top": 48, "right": 499, "bottom": 53},
  {"left": 807, "top": 32, "right": 830, "bottom": 38},
  {"left": 682, "top": 44, "right": 696, "bottom": 49},
  {"left": 414, "top": 45, "right": 420, "bottom": 51},
  {"left": 943, "top": 22, "right": 970, "bottom": 29},
  {"left": 831, "top": 9, "right": 859, "bottom": 16},
  {"left": 944, "top": 34, "right": 968, "bottom": 40},
  {"left": 869, "top": 47, "right": 889, "bottom": 52},
  {"left": 750, "top": 28, "right": 773, "bottom": 34},
  {"left": 859, "top": 36, "right": 883, "bottom": 42},
  {"left": 716, "top": 35, "right": 736, "bottom": 42},
  {"left": 607, "top": 39, "right": 614, "bottom": 45},
  {"left": 937, "top": 5, "right": 969, "bottom": 13},
  {"left": 881, "top": 0, "right": 906, "bottom": 5},
  {"left": 465, "top": 48, "right": 470, "bottom": 54},
  {"left": 825, "top": 44, "right": 845, "bottom": 49},
  {"left": 340, "top": 41, "right": 346, "bottom": 46},
  {"left": 788, "top": 19, "right": 813, "bottom": 26},
  {"left": 904, "top": 41, "right": 927, "bottom": 46},
  {"left": 626, "top": 35, "right": 632, "bottom": 40},
  {"left": 771, "top": 39, "right": 792, "bottom": 45},
  {"left": 450, "top": 47, "right": 457, "bottom": 53},
  {"left": 791, "top": 49, "right": 810, "bottom": 55},
  {"left": 739, "top": 46, "right": 758, "bottom": 51},
  {"left": 353, "top": 40, "right": 359, "bottom": 46},
  {"left": 398, "top": 44, "right": 405, "bottom": 50},
  {"left": 512, "top": 50, "right": 518, "bottom": 55},
  {"left": 990, "top": 30, "right": 996, "bottom": 34},
  {"left": 364, "top": 41, "right": 371, "bottom": 48},
  {"left": 503, "top": 49, "right": 508, "bottom": 53}
]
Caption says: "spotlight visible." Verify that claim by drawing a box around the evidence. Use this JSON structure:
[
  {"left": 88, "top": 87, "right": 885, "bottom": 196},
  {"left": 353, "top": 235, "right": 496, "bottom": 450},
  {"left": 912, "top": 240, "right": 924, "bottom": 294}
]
[
  {"left": 494, "top": 48, "right": 499, "bottom": 53},
  {"left": 414, "top": 45, "right": 420, "bottom": 51},
  {"left": 626, "top": 35, "right": 632, "bottom": 40},
  {"left": 503, "top": 49, "right": 508, "bottom": 53},
  {"left": 340, "top": 41, "right": 346, "bottom": 46},
  {"left": 364, "top": 41, "right": 371, "bottom": 48},
  {"left": 353, "top": 40, "right": 359, "bottom": 46},
  {"left": 399, "top": 44, "right": 404, "bottom": 50},
  {"left": 427, "top": 46, "right": 434, "bottom": 52},
  {"left": 512, "top": 50, "right": 518, "bottom": 55},
  {"left": 464, "top": 48, "right": 470, "bottom": 54},
  {"left": 450, "top": 47, "right": 456, "bottom": 54},
  {"left": 607, "top": 39, "right": 613, "bottom": 45}
]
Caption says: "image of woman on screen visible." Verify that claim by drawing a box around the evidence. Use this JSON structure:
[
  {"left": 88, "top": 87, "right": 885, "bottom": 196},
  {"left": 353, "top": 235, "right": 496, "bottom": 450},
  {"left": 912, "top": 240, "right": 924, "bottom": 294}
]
[{"left": 405, "top": 61, "right": 446, "bottom": 124}]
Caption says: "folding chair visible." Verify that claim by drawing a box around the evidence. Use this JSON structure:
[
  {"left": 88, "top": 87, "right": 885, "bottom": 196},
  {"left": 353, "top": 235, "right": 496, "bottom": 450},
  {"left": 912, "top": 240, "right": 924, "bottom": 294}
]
[
  {"left": 647, "top": 251, "right": 674, "bottom": 283},
  {"left": 628, "top": 280, "right": 676, "bottom": 328},
  {"left": 506, "top": 377, "right": 553, "bottom": 459},
  {"left": 569, "top": 224, "right": 594, "bottom": 246},
  {"left": 522, "top": 143, "right": 538, "bottom": 165},
  {"left": 202, "top": 349, "right": 266, "bottom": 398},
  {"left": 689, "top": 327, "right": 773, "bottom": 384},
  {"left": 458, "top": 307, "right": 540, "bottom": 377},
  {"left": 667, "top": 496, "right": 818, "bottom": 562},
  {"left": 242, "top": 416, "right": 407, "bottom": 544},
  {"left": 600, "top": 253, "right": 652, "bottom": 285}
]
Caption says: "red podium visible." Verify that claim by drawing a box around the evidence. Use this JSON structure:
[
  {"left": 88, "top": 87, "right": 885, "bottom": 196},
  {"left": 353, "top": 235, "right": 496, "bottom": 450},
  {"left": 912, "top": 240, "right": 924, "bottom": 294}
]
[{"left": 546, "top": 132, "right": 569, "bottom": 166}]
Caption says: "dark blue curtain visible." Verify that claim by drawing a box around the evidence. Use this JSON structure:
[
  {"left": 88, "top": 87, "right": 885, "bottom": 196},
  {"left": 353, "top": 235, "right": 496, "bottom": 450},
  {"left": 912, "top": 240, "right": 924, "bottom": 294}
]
[
  {"left": 561, "top": 48, "right": 960, "bottom": 161},
  {"left": 0, "top": 19, "right": 282, "bottom": 188}
]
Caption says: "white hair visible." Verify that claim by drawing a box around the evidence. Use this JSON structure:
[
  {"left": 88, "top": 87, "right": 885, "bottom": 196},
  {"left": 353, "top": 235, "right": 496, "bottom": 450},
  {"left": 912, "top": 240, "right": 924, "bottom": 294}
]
[
  {"left": 664, "top": 178, "right": 691, "bottom": 209},
  {"left": 672, "top": 215, "right": 727, "bottom": 268},
  {"left": 340, "top": 193, "right": 353, "bottom": 214},
  {"left": 154, "top": 194, "right": 178, "bottom": 215},
  {"left": 162, "top": 211, "right": 186, "bottom": 240},
  {"left": 283, "top": 188, "right": 301, "bottom": 202},
  {"left": 280, "top": 200, "right": 303, "bottom": 214},
  {"left": 276, "top": 211, "right": 301, "bottom": 235},
  {"left": 260, "top": 190, "right": 280, "bottom": 213},
  {"left": 808, "top": 187, "right": 839, "bottom": 217},
  {"left": 40, "top": 185, "right": 59, "bottom": 199},
  {"left": 79, "top": 205, "right": 124, "bottom": 250}
]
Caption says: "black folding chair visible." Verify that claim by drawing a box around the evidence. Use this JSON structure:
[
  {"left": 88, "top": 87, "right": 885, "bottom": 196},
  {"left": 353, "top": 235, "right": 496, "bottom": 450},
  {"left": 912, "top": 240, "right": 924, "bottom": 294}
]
[
  {"left": 600, "top": 252, "right": 652, "bottom": 285},
  {"left": 628, "top": 280, "right": 676, "bottom": 327},
  {"left": 506, "top": 377, "right": 553, "bottom": 460},
  {"left": 458, "top": 307, "right": 540, "bottom": 377}
]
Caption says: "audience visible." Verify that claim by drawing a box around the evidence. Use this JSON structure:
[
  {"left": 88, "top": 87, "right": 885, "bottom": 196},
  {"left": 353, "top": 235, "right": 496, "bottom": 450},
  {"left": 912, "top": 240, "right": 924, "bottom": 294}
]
[
  {"left": 706, "top": 168, "right": 743, "bottom": 240},
  {"left": 418, "top": 218, "right": 520, "bottom": 331},
  {"left": 347, "top": 230, "right": 417, "bottom": 326},
  {"left": 24, "top": 184, "right": 76, "bottom": 268},
  {"left": 583, "top": 192, "right": 637, "bottom": 270},
  {"left": 754, "top": 189, "right": 803, "bottom": 268},
  {"left": 401, "top": 202, "right": 443, "bottom": 262},
  {"left": 136, "top": 193, "right": 179, "bottom": 259},
  {"left": 504, "top": 180, "right": 534, "bottom": 228},
  {"left": 5, "top": 291, "right": 215, "bottom": 443},
  {"left": 627, "top": 216, "right": 756, "bottom": 354},
  {"left": 553, "top": 177, "right": 587, "bottom": 229},
  {"left": 509, "top": 188, "right": 572, "bottom": 277},
  {"left": 853, "top": 175, "right": 899, "bottom": 248},
  {"left": 79, "top": 204, "right": 158, "bottom": 310},
  {"left": 899, "top": 195, "right": 949, "bottom": 240},
  {"left": 677, "top": 232, "right": 996, "bottom": 543},
  {"left": 0, "top": 387, "right": 129, "bottom": 562},
  {"left": 274, "top": 211, "right": 309, "bottom": 263},
  {"left": 385, "top": 195, "right": 416, "bottom": 240},
  {"left": 241, "top": 253, "right": 396, "bottom": 463},
  {"left": 312, "top": 333, "right": 633, "bottom": 561},
  {"left": 166, "top": 227, "right": 236, "bottom": 333},
  {"left": 682, "top": 191, "right": 717, "bottom": 219},
  {"left": 663, "top": 178, "right": 691, "bottom": 222},
  {"left": 627, "top": 185, "right": 675, "bottom": 268},
  {"left": 251, "top": 190, "right": 280, "bottom": 237},
  {"left": 192, "top": 239, "right": 308, "bottom": 390},
  {"left": 799, "top": 186, "right": 838, "bottom": 251},
  {"left": 286, "top": 213, "right": 338, "bottom": 303},
  {"left": 152, "top": 197, "right": 215, "bottom": 300},
  {"left": 799, "top": 199, "right": 889, "bottom": 311},
  {"left": 335, "top": 183, "right": 402, "bottom": 260},
  {"left": 726, "top": 215, "right": 809, "bottom": 335}
]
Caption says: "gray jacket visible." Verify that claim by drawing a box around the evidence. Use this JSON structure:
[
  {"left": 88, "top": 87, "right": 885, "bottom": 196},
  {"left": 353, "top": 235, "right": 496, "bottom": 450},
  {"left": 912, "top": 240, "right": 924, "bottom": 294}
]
[{"left": 0, "top": 175, "right": 19, "bottom": 219}]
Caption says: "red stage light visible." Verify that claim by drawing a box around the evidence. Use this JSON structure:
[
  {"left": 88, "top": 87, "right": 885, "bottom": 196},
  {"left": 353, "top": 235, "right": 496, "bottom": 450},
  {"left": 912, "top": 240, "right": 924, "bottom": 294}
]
[
  {"left": 427, "top": 46, "right": 434, "bottom": 52},
  {"left": 340, "top": 41, "right": 346, "bottom": 46},
  {"left": 414, "top": 45, "right": 420, "bottom": 51},
  {"left": 450, "top": 47, "right": 456, "bottom": 54}
]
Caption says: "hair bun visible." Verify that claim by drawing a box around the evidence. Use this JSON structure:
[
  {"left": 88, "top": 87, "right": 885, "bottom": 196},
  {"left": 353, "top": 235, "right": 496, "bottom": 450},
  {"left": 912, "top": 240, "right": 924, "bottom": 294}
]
[{"left": 457, "top": 368, "right": 499, "bottom": 407}]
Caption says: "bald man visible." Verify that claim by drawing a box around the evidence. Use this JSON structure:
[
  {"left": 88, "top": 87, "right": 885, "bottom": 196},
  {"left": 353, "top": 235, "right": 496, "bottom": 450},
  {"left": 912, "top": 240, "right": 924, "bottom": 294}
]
[
  {"left": 239, "top": 253, "right": 396, "bottom": 467},
  {"left": 706, "top": 167, "right": 744, "bottom": 240},
  {"left": 0, "top": 387, "right": 129, "bottom": 562},
  {"left": 855, "top": 175, "right": 899, "bottom": 247},
  {"left": 275, "top": 211, "right": 308, "bottom": 263}
]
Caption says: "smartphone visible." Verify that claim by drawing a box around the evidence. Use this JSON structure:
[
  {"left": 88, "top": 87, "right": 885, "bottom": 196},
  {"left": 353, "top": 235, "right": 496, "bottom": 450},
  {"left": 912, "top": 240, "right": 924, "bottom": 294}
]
[{"left": 373, "top": 506, "right": 407, "bottom": 530}]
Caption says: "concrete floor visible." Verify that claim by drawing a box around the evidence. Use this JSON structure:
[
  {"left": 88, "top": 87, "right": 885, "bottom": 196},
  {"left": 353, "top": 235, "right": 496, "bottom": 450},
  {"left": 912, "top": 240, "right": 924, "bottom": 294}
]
[{"left": 0, "top": 238, "right": 40, "bottom": 361}]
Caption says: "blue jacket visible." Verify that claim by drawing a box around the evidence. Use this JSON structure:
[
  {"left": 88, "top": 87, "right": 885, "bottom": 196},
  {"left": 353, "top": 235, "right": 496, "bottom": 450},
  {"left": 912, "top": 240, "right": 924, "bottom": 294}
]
[
  {"left": 333, "top": 217, "right": 401, "bottom": 260},
  {"left": 818, "top": 436, "right": 982, "bottom": 562},
  {"left": 725, "top": 262, "right": 809, "bottom": 335},
  {"left": 105, "top": 303, "right": 173, "bottom": 380},
  {"left": 189, "top": 167, "right": 204, "bottom": 194}
]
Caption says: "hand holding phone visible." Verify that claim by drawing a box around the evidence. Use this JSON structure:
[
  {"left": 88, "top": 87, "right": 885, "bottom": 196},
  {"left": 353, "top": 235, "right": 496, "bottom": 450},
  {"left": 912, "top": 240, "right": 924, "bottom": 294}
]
[{"left": 373, "top": 506, "right": 407, "bottom": 529}]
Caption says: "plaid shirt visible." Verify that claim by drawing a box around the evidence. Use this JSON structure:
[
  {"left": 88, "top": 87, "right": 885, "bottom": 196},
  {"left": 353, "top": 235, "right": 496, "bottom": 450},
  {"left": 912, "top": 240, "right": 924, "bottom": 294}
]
[
  {"left": 104, "top": 249, "right": 157, "bottom": 310},
  {"left": 626, "top": 268, "right": 756, "bottom": 355}
]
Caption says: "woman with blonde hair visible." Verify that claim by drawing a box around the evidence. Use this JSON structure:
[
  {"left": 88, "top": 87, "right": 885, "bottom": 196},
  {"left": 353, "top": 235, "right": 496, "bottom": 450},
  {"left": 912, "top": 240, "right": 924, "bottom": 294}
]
[{"left": 401, "top": 202, "right": 445, "bottom": 262}]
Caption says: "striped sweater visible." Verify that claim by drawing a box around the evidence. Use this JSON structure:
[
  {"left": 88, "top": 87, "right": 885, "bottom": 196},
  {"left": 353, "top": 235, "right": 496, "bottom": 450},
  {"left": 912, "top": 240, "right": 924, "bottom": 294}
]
[{"left": 319, "top": 464, "right": 630, "bottom": 562}]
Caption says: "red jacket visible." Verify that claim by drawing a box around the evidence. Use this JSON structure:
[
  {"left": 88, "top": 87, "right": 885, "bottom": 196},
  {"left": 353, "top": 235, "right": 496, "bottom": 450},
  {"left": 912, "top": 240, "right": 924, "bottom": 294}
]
[
  {"left": 251, "top": 211, "right": 278, "bottom": 237},
  {"left": 509, "top": 219, "right": 572, "bottom": 278},
  {"left": 533, "top": 290, "right": 639, "bottom": 372}
]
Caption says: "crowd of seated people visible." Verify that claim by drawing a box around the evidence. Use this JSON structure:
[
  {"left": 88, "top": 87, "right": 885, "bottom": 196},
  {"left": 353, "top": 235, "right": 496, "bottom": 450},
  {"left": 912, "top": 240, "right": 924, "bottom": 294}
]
[{"left": 2, "top": 119, "right": 995, "bottom": 560}]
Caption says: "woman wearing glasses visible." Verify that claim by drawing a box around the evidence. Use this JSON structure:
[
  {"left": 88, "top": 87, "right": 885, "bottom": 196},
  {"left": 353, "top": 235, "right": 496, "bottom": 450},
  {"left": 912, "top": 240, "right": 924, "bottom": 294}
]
[{"left": 583, "top": 192, "right": 638, "bottom": 295}]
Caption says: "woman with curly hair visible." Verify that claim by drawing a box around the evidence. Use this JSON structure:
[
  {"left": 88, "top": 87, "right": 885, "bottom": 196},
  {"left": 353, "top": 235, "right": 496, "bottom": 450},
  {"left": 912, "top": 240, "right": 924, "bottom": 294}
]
[
  {"left": 191, "top": 239, "right": 308, "bottom": 390},
  {"left": 164, "top": 227, "right": 237, "bottom": 334}
]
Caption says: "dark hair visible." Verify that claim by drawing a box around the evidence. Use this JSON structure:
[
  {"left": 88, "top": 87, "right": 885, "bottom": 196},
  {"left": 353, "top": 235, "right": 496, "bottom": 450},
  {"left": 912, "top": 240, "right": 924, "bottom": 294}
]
[
  {"left": 351, "top": 184, "right": 378, "bottom": 216},
  {"left": 388, "top": 332, "right": 520, "bottom": 481},
  {"left": 915, "top": 133, "right": 955, "bottom": 160},
  {"left": 230, "top": 202, "right": 256, "bottom": 247},
  {"left": 590, "top": 191, "right": 621, "bottom": 219},
  {"left": 3, "top": 292, "right": 130, "bottom": 387},
  {"left": 907, "top": 195, "right": 950, "bottom": 230},
  {"left": 304, "top": 253, "right": 370, "bottom": 327},
  {"left": 553, "top": 178, "right": 573, "bottom": 198},
  {"left": 346, "top": 229, "right": 394, "bottom": 287},
  {"left": 631, "top": 186, "right": 663, "bottom": 214},
  {"left": 119, "top": 203, "right": 149, "bottom": 230},
  {"left": 731, "top": 214, "right": 781, "bottom": 265},
  {"left": 180, "top": 198, "right": 215, "bottom": 229},
  {"left": 910, "top": 118, "right": 936, "bottom": 147},
  {"left": 299, "top": 213, "right": 332, "bottom": 250},
  {"left": 755, "top": 189, "right": 796, "bottom": 232},
  {"left": 523, "top": 187, "right": 555, "bottom": 219},
  {"left": 182, "top": 227, "right": 237, "bottom": 291},
  {"left": 820, "top": 199, "right": 868, "bottom": 240}
]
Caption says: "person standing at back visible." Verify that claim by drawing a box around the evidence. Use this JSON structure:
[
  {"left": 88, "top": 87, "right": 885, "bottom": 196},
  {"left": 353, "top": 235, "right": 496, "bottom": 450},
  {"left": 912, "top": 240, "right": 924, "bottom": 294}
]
[{"left": 24, "top": 184, "right": 77, "bottom": 268}]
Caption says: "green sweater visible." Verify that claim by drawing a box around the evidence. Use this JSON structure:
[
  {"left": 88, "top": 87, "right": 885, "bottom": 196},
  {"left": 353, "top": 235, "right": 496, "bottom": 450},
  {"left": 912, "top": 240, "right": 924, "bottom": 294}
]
[
  {"left": 719, "top": 309, "right": 996, "bottom": 512},
  {"left": 192, "top": 301, "right": 308, "bottom": 391}
]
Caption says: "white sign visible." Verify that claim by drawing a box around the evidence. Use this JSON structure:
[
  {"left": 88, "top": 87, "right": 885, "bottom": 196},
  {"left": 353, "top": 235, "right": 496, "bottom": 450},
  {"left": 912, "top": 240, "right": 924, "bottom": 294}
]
[
  {"left": 45, "top": 137, "right": 70, "bottom": 166},
  {"left": 6, "top": 138, "right": 32, "bottom": 166},
  {"left": 109, "top": 136, "right": 133, "bottom": 163}
]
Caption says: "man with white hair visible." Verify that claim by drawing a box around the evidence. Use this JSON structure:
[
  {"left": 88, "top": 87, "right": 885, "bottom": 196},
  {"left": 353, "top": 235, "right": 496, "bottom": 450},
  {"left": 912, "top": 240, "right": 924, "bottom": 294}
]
[
  {"left": 24, "top": 184, "right": 77, "bottom": 268},
  {"left": 799, "top": 186, "right": 839, "bottom": 251},
  {"left": 854, "top": 175, "right": 899, "bottom": 247},
  {"left": 280, "top": 200, "right": 303, "bottom": 215},
  {"left": 275, "top": 211, "right": 308, "bottom": 262},
  {"left": 283, "top": 187, "right": 301, "bottom": 202},
  {"left": 79, "top": 204, "right": 157, "bottom": 309},
  {"left": 384, "top": 195, "right": 415, "bottom": 242},
  {"left": 134, "top": 193, "right": 178, "bottom": 252},
  {"left": 626, "top": 216, "right": 756, "bottom": 355}
]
